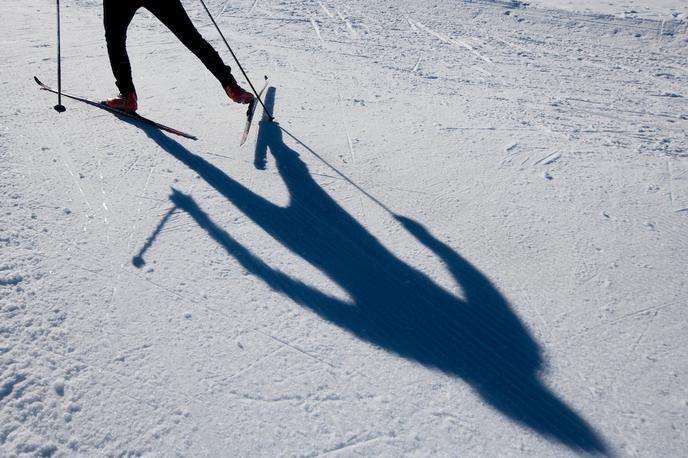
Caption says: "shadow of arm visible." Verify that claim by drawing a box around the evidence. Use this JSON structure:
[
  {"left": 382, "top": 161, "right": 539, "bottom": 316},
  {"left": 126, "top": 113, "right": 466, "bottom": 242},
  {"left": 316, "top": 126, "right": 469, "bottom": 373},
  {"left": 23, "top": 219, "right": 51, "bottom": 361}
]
[
  {"left": 395, "top": 214, "right": 543, "bottom": 366},
  {"left": 171, "top": 189, "right": 354, "bottom": 322},
  {"left": 394, "top": 215, "right": 505, "bottom": 307},
  {"left": 145, "top": 127, "right": 279, "bottom": 218}
]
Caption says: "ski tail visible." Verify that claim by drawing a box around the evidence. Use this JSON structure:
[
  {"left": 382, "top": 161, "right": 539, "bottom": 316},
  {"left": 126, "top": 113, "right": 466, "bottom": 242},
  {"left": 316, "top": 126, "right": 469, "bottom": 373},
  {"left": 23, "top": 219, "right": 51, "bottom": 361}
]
[
  {"left": 34, "top": 76, "right": 198, "bottom": 140},
  {"left": 240, "top": 76, "right": 270, "bottom": 147}
]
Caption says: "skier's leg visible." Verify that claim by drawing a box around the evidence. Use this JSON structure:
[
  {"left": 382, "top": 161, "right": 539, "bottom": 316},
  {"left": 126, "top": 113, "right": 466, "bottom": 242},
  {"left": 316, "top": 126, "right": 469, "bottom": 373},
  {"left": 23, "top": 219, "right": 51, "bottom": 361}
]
[
  {"left": 103, "top": 0, "right": 140, "bottom": 95},
  {"left": 143, "top": 0, "right": 237, "bottom": 87}
]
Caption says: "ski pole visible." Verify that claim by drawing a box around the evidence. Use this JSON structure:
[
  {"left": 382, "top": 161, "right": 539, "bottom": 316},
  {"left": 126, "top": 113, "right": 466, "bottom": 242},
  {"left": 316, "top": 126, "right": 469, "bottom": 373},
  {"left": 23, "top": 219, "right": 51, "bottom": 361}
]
[
  {"left": 54, "top": 0, "right": 66, "bottom": 113},
  {"left": 197, "top": 0, "right": 274, "bottom": 121}
]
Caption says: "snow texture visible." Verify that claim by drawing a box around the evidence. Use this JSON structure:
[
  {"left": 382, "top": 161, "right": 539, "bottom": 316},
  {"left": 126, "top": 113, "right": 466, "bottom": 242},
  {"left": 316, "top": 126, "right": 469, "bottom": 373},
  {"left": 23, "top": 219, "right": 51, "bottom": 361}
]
[{"left": 1, "top": 0, "right": 687, "bottom": 456}]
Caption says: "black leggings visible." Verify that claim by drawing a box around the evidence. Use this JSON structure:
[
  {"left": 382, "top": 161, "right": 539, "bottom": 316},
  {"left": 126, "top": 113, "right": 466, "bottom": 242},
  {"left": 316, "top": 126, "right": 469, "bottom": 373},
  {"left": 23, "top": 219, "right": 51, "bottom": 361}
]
[{"left": 103, "top": 0, "right": 236, "bottom": 94}]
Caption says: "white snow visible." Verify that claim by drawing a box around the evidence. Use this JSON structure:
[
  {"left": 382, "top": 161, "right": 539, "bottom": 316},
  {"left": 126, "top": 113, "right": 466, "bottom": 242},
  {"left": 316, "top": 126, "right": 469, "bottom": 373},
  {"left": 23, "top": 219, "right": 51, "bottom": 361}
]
[
  {"left": 526, "top": 0, "right": 688, "bottom": 20},
  {"left": 2, "top": 0, "right": 687, "bottom": 456}
]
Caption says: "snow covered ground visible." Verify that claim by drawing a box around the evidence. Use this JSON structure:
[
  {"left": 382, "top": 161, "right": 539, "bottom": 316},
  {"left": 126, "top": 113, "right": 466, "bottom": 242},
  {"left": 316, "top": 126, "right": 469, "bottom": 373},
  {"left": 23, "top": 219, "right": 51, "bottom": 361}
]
[
  {"left": 1, "top": 0, "right": 687, "bottom": 456},
  {"left": 526, "top": 0, "right": 687, "bottom": 20}
]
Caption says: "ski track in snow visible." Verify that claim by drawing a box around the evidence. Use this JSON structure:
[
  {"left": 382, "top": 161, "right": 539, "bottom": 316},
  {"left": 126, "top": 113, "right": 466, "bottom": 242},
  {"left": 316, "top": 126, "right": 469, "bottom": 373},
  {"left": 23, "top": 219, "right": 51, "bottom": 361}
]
[
  {"left": 2, "top": 0, "right": 688, "bottom": 456},
  {"left": 310, "top": 17, "right": 324, "bottom": 44},
  {"left": 410, "top": 54, "right": 423, "bottom": 73},
  {"left": 408, "top": 18, "right": 495, "bottom": 65},
  {"left": 318, "top": 1, "right": 334, "bottom": 19},
  {"left": 335, "top": 8, "right": 358, "bottom": 40},
  {"left": 247, "top": 0, "right": 260, "bottom": 15}
]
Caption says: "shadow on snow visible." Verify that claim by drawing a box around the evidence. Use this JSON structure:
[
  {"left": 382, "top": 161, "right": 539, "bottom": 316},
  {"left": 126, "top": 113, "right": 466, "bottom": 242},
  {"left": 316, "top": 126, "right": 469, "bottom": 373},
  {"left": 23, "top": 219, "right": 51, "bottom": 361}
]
[{"left": 133, "top": 88, "right": 608, "bottom": 455}]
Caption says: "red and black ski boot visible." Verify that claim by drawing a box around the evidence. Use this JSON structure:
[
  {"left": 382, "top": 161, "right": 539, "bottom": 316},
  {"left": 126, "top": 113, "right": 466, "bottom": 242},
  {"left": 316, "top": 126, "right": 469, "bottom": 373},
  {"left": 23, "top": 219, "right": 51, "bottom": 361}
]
[
  {"left": 103, "top": 92, "right": 138, "bottom": 113},
  {"left": 225, "top": 83, "right": 254, "bottom": 104}
]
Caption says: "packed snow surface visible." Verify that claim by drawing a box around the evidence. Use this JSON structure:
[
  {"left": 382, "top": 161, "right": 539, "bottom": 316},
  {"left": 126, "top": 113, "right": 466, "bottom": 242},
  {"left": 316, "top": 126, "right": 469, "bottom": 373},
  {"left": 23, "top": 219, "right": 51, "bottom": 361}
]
[
  {"left": 1, "top": 0, "right": 687, "bottom": 456},
  {"left": 526, "top": 0, "right": 687, "bottom": 20}
]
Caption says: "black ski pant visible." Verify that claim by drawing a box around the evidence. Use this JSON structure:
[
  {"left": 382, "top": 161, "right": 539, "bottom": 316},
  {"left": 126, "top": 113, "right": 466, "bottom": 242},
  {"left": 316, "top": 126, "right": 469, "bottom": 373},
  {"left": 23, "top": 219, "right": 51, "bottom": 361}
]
[{"left": 103, "top": 0, "right": 236, "bottom": 95}]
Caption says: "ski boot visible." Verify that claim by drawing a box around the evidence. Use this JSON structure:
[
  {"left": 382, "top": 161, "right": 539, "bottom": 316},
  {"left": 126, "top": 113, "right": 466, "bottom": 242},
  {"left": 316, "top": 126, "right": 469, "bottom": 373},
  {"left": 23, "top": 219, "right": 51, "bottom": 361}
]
[
  {"left": 225, "top": 83, "right": 254, "bottom": 104},
  {"left": 103, "top": 92, "right": 138, "bottom": 113}
]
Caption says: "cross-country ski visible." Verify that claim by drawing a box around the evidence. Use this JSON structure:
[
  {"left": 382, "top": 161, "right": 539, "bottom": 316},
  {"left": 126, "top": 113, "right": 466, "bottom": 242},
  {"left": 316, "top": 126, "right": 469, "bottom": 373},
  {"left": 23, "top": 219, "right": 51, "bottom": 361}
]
[
  {"left": 240, "top": 76, "right": 270, "bottom": 146},
  {"left": 34, "top": 76, "right": 198, "bottom": 140}
]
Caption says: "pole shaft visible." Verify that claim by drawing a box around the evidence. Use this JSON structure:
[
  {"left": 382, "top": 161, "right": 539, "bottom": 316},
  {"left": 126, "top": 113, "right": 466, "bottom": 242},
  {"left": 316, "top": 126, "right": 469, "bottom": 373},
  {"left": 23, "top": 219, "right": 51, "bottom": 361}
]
[
  {"left": 198, "top": 0, "right": 274, "bottom": 121},
  {"left": 56, "top": 0, "right": 62, "bottom": 106}
]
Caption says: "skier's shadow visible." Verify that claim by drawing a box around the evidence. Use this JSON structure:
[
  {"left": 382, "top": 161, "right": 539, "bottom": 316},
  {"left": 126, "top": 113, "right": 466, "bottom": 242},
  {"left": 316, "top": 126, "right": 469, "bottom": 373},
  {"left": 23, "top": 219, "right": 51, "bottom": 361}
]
[{"left": 138, "top": 88, "right": 608, "bottom": 455}]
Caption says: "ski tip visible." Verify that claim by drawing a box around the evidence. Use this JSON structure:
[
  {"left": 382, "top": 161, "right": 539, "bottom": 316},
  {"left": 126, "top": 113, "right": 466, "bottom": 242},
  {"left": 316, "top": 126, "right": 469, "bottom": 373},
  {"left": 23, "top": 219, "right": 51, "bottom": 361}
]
[{"left": 34, "top": 76, "right": 42, "bottom": 85}]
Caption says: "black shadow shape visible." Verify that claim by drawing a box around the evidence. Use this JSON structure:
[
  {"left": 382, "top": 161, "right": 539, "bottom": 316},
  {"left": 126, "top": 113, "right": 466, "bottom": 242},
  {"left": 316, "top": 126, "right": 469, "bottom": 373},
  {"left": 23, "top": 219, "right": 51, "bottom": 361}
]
[
  {"left": 134, "top": 89, "right": 608, "bottom": 455},
  {"left": 132, "top": 205, "right": 178, "bottom": 268}
]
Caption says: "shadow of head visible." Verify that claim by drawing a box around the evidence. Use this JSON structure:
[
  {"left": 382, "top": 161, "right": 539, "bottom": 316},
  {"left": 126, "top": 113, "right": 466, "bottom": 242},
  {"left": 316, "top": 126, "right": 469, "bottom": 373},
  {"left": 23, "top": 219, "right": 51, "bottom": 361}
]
[{"left": 138, "top": 86, "right": 609, "bottom": 456}]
